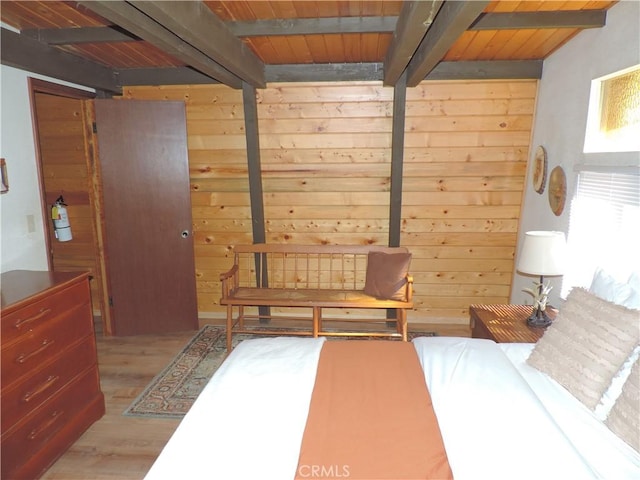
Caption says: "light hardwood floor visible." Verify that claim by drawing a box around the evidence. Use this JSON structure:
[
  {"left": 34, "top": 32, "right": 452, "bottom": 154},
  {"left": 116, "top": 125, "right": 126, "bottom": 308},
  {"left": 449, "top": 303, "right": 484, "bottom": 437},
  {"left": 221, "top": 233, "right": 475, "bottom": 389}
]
[
  {"left": 40, "top": 320, "right": 469, "bottom": 479},
  {"left": 40, "top": 329, "right": 196, "bottom": 480}
]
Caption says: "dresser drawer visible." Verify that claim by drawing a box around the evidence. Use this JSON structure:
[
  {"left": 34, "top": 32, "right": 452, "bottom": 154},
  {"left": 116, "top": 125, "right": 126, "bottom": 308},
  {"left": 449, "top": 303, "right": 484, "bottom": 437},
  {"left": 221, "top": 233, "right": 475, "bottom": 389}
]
[
  {"left": 1, "top": 367, "right": 102, "bottom": 480},
  {"left": 1, "top": 338, "right": 97, "bottom": 433},
  {"left": 1, "top": 302, "right": 92, "bottom": 388},
  {"left": 0, "top": 271, "right": 103, "bottom": 480},
  {"left": 1, "top": 281, "right": 90, "bottom": 346}
]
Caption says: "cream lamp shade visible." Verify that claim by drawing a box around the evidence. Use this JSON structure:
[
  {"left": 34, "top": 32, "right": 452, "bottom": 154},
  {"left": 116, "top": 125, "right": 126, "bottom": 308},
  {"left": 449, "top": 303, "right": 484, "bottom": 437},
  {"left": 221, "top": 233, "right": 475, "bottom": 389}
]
[{"left": 517, "top": 231, "right": 567, "bottom": 276}]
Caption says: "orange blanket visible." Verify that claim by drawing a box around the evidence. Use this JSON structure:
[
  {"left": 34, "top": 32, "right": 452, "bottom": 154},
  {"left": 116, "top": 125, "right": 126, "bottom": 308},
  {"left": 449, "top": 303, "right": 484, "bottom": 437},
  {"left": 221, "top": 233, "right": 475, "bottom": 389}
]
[{"left": 295, "top": 341, "right": 452, "bottom": 480}]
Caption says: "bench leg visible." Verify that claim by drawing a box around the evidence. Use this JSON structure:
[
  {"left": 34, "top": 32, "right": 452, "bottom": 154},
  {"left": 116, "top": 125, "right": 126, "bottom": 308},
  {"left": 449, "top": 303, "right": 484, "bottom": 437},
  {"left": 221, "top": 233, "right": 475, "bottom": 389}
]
[
  {"left": 397, "top": 309, "right": 408, "bottom": 341},
  {"left": 238, "top": 305, "right": 245, "bottom": 329},
  {"left": 226, "top": 304, "right": 233, "bottom": 352},
  {"left": 312, "top": 306, "right": 320, "bottom": 337}
]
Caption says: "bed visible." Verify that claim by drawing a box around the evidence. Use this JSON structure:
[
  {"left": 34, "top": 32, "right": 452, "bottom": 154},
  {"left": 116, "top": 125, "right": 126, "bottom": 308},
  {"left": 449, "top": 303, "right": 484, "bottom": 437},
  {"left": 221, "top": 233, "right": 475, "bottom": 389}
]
[{"left": 145, "top": 287, "right": 640, "bottom": 480}]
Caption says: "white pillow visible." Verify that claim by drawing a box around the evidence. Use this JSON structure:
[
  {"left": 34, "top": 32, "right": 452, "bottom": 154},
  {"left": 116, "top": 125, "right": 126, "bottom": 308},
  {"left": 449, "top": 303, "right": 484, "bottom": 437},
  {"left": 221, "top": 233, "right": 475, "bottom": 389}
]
[
  {"left": 624, "top": 289, "right": 640, "bottom": 309},
  {"left": 589, "top": 267, "right": 638, "bottom": 309},
  {"left": 625, "top": 271, "right": 640, "bottom": 309},
  {"left": 590, "top": 267, "right": 618, "bottom": 299},
  {"left": 629, "top": 271, "right": 640, "bottom": 289}
]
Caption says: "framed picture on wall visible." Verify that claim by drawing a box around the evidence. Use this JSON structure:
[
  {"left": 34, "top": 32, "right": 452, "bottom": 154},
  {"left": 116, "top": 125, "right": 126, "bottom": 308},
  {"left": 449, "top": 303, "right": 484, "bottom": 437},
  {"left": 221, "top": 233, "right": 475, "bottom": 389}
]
[
  {"left": 532, "top": 146, "right": 547, "bottom": 194},
  {"left": 0, "top": 158, "right": 8, "bottom": 194},
  {"left": 548, "top": 166, "right": 567, "bottom": 216}
]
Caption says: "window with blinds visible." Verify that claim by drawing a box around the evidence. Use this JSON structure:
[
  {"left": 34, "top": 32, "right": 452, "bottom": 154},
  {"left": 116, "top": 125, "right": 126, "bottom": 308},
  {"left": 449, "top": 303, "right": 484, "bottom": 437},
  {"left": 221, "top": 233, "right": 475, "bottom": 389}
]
[{"left": 562, "top": 171, "right": 640, "bottom": 297}]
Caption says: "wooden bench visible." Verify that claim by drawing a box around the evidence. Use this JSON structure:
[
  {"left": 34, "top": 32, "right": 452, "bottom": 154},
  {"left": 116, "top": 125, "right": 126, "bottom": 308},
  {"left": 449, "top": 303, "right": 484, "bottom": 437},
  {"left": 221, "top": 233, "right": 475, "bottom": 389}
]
[{"left": 220, "top": 244, "right": 414, "bottom": 351}]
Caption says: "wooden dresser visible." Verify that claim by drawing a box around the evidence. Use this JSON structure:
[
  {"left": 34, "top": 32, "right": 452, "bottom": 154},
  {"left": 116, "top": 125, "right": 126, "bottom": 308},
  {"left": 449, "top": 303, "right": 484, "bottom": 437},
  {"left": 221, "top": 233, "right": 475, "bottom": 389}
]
[{"left": 1, "top": 270, "right": 105, "bottom": 479}]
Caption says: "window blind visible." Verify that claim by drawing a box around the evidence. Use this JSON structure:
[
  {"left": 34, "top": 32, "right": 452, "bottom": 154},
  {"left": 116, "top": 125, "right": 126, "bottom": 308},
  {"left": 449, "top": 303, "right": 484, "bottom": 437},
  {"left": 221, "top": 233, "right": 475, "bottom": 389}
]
[{"left": 562, "top": 170, "right": 640, "bottom": 296}]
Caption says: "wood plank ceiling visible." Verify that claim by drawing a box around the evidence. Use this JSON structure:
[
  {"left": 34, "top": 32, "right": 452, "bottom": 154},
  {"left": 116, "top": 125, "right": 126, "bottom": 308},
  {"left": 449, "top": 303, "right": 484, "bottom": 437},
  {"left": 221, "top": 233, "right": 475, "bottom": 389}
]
[{"left": 1, "top": 0, "right": 616, "bottom": 94}]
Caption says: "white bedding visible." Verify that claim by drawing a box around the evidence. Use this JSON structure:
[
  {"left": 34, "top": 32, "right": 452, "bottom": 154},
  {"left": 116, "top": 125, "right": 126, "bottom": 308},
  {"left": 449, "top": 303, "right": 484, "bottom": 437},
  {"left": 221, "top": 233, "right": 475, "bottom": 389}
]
[
  {"left": 145, "top": 336, "right": 326, "bottom": 480},
  {"left": 500, "top": 342, "right": 640, "bottom": 480},
  {"left": 413, "top": 337, "right": 596, "bottom": 480},
  {"left": 146, "top": 336, "right": 639, "bottom": 480}
]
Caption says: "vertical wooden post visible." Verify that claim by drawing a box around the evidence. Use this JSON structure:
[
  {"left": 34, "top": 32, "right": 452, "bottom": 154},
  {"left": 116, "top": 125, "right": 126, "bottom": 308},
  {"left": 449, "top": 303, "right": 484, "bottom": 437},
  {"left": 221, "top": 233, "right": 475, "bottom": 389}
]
[
  {"left": 389, "top": 71, "right": 407, "bottom": 248},
  {"left": 242, "top": 82, "right": 270, "bottom": 319},
  {"left": 388, "top": 71, "right": 407, "bottom": 321}
]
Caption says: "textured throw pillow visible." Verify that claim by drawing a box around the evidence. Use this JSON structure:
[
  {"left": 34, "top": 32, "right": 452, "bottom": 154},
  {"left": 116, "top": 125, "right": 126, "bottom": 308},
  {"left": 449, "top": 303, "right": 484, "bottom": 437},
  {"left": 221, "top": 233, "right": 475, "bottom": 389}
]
[
  {"left": 606, "top": 357, "right": 640, "bottom": 452},
  {"left": 363, "top": 252, "right": 412, "bottom": 301},
  {"left": 595, "top": 345, "right": 640, "bottom": 421},
  {"left": 527, "top": 287, "right": 640, "bottom": 409}
]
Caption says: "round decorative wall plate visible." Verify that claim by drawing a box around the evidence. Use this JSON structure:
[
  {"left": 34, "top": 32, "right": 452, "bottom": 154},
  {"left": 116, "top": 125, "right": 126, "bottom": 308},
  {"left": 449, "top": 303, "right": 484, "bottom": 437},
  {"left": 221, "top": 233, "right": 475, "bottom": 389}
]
[
  {"left": 532, "top": 146, "right": 547, "bottom": 194},
  {"left": 548, "top": 166, "right": 567, "bottom": 216}
]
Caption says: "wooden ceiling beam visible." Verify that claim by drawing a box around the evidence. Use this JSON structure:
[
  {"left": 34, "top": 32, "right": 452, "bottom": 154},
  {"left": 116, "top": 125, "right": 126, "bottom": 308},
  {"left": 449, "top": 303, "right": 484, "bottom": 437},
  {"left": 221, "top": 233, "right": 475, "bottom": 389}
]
[
  {"left": 77, "top": 1, "right": 243, "bottom": 89},
  {"left": 426, "top": 60, "right": 543, "bottom": 80},
  {"left": 406, "top": 0, "right": 490, "bottom": 87},
  {"left": 19, "top": 8, "right": 607, "bottom": 47},
  {"left": 471, "top": 10, "right": 607, "bottom": 30},
  {"left": 115, "top": 60, "right": 542, "bottom": 86},
  {"left": 117, "top": 67, "right": 218, "bottom": 86},
  {"left": 265, "top": 63, "right": 384, "bottom": 83},
  {"left": 22, "top": 26, "right": 137, "bottom": 44},
  {"left": 20, "top": 7, "right": 607, "bottom": 45},
  {"left": 21, "top": 8, "right": 607, "bottom": 47},
  {"left": 129, "top": 1, "right": 265, "bottom": 88},
  {"left": 228, "top": 16, "right": 398, "bottom": 37},
  {"left": 383, "top": 0, "right": 444, "bottom": 86},
  {"left": 0, "top": 27, "right": 120, "bottom": 93}
]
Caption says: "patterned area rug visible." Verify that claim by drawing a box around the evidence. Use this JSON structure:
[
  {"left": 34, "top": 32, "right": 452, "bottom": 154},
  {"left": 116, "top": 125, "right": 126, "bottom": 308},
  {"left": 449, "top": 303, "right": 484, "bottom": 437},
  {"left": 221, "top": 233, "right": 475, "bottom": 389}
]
[
  {"left": 123, "top": 325, "right": 232, "bottom": 419},
  {"left": 123, "top": 325, "right": 434, "bottom": 419}
]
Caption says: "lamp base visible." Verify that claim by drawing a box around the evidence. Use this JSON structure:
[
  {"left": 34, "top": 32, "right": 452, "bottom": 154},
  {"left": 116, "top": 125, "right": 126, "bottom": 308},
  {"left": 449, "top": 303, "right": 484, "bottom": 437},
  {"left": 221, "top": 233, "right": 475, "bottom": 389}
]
[{"left": 526, "top": 308, "right": 553, "bottom": 328}]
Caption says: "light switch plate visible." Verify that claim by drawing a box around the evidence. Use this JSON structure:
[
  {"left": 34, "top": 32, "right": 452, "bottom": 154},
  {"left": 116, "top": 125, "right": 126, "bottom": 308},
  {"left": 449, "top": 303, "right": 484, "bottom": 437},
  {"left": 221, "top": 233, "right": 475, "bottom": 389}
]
[{"left": 27, "top": 214, "right": 36, "bottom": 233}]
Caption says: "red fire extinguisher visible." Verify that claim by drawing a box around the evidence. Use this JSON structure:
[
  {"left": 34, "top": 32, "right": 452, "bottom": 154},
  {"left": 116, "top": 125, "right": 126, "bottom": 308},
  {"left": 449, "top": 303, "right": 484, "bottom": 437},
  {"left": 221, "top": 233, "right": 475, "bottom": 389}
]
[{"left": 51, "top": 195, "right": 73, "bottom": 242}]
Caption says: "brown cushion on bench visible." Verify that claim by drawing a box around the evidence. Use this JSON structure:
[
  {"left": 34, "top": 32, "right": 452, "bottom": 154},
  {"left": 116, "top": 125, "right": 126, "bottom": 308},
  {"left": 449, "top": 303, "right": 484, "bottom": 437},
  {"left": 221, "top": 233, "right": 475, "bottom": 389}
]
[{"left": 364, "top": 251, "right": 412, "bottom": 301}]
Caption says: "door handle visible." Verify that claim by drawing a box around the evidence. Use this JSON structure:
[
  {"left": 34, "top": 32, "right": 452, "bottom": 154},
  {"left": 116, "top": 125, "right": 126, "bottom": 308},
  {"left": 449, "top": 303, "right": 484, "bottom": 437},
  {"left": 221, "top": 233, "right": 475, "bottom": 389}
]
[{"left": 181, "top": 230, "right": 190, "bottom": 238}]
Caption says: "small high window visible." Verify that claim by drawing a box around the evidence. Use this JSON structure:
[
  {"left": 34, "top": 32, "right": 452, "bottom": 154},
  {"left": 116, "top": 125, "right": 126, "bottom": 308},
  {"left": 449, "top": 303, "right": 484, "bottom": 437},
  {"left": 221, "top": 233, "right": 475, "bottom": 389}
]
[{"left": 584, "top": 65, "right": 640, "bottom": 153}]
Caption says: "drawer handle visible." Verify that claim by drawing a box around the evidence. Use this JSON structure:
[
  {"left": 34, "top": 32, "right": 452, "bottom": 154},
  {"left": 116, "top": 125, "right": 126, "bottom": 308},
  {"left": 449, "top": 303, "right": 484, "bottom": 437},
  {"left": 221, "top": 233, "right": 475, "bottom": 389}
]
[
  {"left": 22, "top": 375, "right": 60, "bottom": 403},
  {"left": 14, "top": 308, "right": 52, "bottom": 329},
  {"left": 27, "top": 410, "right": 64, "bottom": 441},
  {"left": 16, "top": 339, "right": 55, "bottom": 364}
]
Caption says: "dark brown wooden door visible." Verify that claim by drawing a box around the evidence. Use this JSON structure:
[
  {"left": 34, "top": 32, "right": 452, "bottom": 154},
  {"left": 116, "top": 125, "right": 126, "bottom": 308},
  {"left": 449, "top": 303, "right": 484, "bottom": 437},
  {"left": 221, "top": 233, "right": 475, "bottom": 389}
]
[{"left": 94, "top": 99, "right": 198, "bottom": 336}]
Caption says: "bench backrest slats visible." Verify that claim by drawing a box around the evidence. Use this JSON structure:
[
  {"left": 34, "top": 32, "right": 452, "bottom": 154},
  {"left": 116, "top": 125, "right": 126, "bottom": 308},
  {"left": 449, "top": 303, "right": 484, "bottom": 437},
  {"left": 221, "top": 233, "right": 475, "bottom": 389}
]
[
  {"left": 231, "top": 244, "right": 409, "bottom": 291},
  {"left": 233, "top": 244, "right": 409, "bottom": 255}
]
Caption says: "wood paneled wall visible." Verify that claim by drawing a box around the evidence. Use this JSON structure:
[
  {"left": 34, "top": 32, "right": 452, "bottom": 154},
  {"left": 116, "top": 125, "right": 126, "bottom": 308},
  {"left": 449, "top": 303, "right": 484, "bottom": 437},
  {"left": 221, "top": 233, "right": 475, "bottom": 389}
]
[
  {"left": 402, "top": 81, "right": 534, "bottom": 322},
  {"left": 34, "top": 93, "right": 104, "bottom": 314},
  {"left": 122, "top": 79, "right": 536, "bottom": 325}
]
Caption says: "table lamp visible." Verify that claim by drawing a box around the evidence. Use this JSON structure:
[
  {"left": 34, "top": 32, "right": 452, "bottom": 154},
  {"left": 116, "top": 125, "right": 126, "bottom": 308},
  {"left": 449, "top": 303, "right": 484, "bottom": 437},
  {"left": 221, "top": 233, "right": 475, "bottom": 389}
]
[{"left": 516, "top": 231, "right": 567, "bottom": 327}]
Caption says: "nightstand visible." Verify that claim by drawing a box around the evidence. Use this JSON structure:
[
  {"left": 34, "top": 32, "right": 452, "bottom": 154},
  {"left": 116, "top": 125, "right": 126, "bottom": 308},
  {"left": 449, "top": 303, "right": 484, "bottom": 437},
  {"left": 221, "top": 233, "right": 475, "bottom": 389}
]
[{"left": 469, "top": 304, "right": 555, "bottom": 343}]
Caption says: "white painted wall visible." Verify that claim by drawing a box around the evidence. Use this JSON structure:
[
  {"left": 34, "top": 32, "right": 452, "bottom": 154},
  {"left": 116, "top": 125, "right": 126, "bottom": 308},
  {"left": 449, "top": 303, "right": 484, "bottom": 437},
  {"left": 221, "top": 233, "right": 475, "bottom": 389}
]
[
  {"left": 0, "top": 65, "right": 93, "bottom": 273},
  {"left": 511, "top": 0, "right": 640, "bottom": 306}
]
